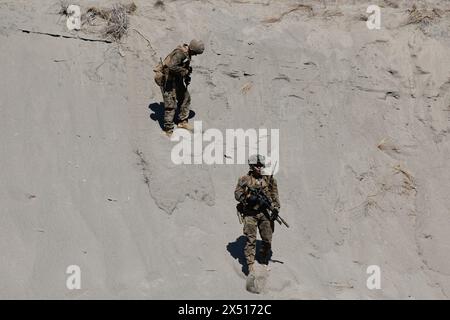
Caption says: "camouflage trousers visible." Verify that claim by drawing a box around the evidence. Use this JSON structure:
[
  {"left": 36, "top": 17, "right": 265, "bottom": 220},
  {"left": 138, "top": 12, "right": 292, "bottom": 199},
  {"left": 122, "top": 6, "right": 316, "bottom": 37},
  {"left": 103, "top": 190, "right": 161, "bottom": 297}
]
[
  {"left": 243, "top": 212, "right": 274, "bottom": 268},
  {"left": 160, "top": 77, "right": 191, "bottom": 131}
]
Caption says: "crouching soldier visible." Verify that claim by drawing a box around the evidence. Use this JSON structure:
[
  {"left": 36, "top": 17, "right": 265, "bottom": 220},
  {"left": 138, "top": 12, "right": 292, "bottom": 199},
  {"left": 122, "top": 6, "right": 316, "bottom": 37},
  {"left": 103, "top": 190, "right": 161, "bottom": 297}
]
[
  {"left": 234, "top": 155, "right": 280, "bottom": 274},
  {"left": 154, "top": 39, "right": 205, "bottom": 137}
]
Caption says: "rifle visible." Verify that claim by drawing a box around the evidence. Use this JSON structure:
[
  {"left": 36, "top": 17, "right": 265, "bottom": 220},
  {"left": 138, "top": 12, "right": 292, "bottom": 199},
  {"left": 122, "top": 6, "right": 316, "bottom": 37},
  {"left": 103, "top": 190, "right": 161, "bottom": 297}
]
[
  {"left": 247, "top": 186, "right": 289, "bottom": 228},
  {"left": 266, "top": 160, "right": 289, "bottom": 227},
  {"left": 236, "top": 202, "right": 244, "bottom": 224},
  {"left": 236, "top": 210, "right": 243, "bottom": 224}
]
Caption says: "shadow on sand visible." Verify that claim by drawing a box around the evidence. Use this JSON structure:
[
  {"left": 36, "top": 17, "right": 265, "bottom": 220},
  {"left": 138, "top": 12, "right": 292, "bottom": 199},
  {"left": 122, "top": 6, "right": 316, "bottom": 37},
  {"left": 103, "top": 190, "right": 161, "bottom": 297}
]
[
  {"left": 148, "top": 102, "right": 195, "bottom": 130},
  {"left": 227, "top": 235, "right": 272, "bottom": 276}
]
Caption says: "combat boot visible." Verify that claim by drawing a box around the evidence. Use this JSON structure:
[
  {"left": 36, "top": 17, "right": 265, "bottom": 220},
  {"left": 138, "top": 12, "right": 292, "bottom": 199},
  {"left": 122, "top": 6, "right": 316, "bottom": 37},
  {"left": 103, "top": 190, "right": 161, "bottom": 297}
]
[
  {"left": 177, "top": 120, "right": 194, "bottom": 132},
  {"left": 258, "top": 249, "right": 270, "bottom": 266}
]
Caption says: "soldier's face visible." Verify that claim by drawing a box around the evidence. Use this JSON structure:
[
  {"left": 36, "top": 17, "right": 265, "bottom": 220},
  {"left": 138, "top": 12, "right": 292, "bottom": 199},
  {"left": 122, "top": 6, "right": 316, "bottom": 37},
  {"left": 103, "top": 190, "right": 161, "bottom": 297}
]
[{"left": 252, "top": 165, "right": 263, "bottom": 175}]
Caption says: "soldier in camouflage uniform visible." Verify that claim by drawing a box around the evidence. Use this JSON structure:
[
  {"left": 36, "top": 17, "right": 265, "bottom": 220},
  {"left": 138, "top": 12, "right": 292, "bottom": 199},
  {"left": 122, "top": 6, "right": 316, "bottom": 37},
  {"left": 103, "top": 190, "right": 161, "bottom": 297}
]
[
  {"left": 157, "top": 39, "right": 205, "bottom": 137},
  {"left": 234, "top": 155, "right": 280, "bottom": 274}
]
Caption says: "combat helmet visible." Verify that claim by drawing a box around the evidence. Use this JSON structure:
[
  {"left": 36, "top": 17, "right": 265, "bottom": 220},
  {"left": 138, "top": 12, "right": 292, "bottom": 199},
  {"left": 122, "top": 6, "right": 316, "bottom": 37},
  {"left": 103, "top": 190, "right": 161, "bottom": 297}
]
[
  {"left": 248, "top": 154, "right": 265, "bottom": 167},
  {"left": 189, "top": 39, "right": 205, "bottom": 54}
]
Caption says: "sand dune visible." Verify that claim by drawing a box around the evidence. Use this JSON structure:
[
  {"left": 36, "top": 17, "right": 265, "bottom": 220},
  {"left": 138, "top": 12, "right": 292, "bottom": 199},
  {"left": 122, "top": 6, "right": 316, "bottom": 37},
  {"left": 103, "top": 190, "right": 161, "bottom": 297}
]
[{"left": 1, "top": 0, "right": 450, "bottom": 299}]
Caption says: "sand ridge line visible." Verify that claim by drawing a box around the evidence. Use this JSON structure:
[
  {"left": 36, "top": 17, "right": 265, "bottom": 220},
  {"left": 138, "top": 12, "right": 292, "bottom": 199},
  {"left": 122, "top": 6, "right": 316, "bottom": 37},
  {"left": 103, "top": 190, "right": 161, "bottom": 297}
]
[{"left": 19, "top": 28, "right": 113, "bottom": 44}]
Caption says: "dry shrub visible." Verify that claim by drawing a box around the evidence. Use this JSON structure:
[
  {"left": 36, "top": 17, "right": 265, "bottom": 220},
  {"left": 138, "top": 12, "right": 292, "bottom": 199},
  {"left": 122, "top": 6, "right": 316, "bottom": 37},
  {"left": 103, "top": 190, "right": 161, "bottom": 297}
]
[
  {"left": 84, "top": 3, "right": 136, "bottom": 40},
  {"left": 356, "top": 13, "right": 368, "bottom": 21},
  {"left": 58, "top": 0, "right": 69, "bottom": 15},
  {"left": 322, "top": 9, "right": 343, "bottom": 19},
  {"left": 346, "top": 193, "right": 384, "bottom": 218},
  {"left": 377, "top": 138, "right": 400, "bottom": 154},
  {"left": 363, "top": 196, "right": 383, "bottom": 216},
  {"left": 262, "top": 4, "right": 313, "bottom": 24},
  {"left": 383, "top": 0, "right": 399, "bottom": 9},
  {"left": 84, "top": 7, "right": 107, "bottom": 25},
  {"left": 125, "top": 2, "right": 137, "bottom": 13},
  {"left": 241, "top": 82, "right": 253, "bottom": 94},
  {"left": 406, "top": 5, "right": 441, "bottom": 26},
  {"left": 103, "top": 4, "right": 130, "bottom": 40},
  {"left": 154, "top": 0, "right": 165, "bottom": 8},
  {"left": 393, "top": 164, "right": 416, "bottom": 194}
]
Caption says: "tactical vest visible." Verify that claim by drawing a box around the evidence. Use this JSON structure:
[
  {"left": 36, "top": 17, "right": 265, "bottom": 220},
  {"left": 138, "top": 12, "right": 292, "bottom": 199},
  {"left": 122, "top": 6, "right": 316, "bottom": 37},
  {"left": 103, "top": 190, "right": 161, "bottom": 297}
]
[
  {"left": 153, "top": 44, "right": 189, "bottom": 86},
  {"left": 238, "top": 174, "right": 273, "bottom": 214},
  {"left": 246, "top": 175, "right": 272, "bottom": 199}
]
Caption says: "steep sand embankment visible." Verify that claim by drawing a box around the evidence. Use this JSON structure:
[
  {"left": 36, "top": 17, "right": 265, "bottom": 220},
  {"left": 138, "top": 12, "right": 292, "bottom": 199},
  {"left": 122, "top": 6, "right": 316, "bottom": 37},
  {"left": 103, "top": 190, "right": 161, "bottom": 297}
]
[{"left": 1, "top": 0, "right": 450, "bottom": 298}]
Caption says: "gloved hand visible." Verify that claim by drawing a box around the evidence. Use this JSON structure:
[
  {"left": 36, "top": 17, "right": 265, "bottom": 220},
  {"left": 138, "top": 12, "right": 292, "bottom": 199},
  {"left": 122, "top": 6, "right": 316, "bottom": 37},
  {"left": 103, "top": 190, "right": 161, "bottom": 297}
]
[
  {"left": 270, "top": 208, "right": 279, "bottom": 221},
  {"left": 181, "top": 68, "right": 190, "bottom": 77}
]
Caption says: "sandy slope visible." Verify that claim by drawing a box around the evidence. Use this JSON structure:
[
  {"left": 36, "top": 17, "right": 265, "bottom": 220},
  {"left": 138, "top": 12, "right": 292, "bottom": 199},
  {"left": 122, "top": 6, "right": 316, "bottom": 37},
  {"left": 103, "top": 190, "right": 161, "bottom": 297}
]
[{"left": 1, "top": 0, "right": 450, "bottom": 299}]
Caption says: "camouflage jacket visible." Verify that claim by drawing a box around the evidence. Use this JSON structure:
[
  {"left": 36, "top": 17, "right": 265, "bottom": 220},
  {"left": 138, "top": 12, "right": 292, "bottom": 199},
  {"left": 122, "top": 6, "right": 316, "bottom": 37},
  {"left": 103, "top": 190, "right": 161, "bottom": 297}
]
[
  {"left": 164, "top": 44, "right": 191, "bottom": 79},
  {"left": 234, "top": 172, "right": 280, "bottom": 215}
]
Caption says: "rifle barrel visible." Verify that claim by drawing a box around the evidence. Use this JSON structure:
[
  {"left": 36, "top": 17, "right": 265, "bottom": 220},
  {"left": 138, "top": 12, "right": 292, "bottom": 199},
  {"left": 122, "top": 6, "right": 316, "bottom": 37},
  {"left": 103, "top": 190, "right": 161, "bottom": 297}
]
[
  {"left": 278, "top": 216, "right": 289, "bottom": 228},
  {"left": 236, "top": 211, "right": 243, "bottom": 224}
]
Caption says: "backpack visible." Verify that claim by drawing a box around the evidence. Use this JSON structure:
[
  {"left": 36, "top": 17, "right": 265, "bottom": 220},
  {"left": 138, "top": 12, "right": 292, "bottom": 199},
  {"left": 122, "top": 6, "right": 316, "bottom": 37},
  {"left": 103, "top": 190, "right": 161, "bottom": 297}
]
[{"left": 153, "top": 45, "right": 189, "bottom": 87}]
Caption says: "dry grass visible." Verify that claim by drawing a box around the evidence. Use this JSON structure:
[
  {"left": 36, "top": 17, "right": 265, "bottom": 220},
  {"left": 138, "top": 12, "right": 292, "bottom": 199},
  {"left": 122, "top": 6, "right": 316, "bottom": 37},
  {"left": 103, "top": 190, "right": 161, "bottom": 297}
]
[
  {"left": 363, "top": 195, "right": 384, "bottom": 216},
  {"left": 58, "top": 0, "right": 69, "bottom": 16},
  {"left": 241, "top": 82, "right": 253, "bottom": 94},
  {"left": 377, "top": 138, "right": 400, "bottom": 154},
  {"left": 135, "top": 149, "right": 151, "bottom": 188},
  {"left": 346, "top": 193, "right": 384, "bottom": 218},
  {"left": 405, "top": 5, "right": 441, "bottom": 26},
  {"left": 83, "top": 3, "right": 136, "bottom": 41},
  {"left": 393, "top": 164, "right": 416, "bottom": 194},
  {"left": 83, "top": 7, "right": 107, "bottom": 25},
  {"left": 383, "top": 0, "right": 400, "bottom": 9},
  {"left": 322, "top": 9, "right": 343, "bottom": 19},
  {"left": 356, "top": 13, "right": 368, "bottom": 22},
  {"left": 262, "top": 4, "right": 313, "bottom": 23},
  {"left": 154, "top": 0, "right": 165, "bottom": 8},
  {"left": 103, "top": 4, "right": 130, "bottom": 40}
]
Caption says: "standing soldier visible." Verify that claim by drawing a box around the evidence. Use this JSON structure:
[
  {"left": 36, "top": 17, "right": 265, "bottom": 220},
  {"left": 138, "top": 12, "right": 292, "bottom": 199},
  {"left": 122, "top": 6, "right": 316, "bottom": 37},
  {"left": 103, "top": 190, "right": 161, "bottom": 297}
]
[
  {"left": 154, "top": 39, "right": 205, "bottom": 137},
  {"left": 234, "top": 155, "right": 280, "bottom": 275}
]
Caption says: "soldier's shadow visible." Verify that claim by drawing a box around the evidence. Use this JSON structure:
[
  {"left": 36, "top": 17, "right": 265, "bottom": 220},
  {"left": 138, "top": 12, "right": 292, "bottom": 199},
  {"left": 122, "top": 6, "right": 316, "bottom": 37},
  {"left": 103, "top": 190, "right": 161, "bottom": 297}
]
[
  {"left": 226, "top": 235, "right": 265, "bottom": 276},
  {"left": 148, "top": 102, "right": 196, "bottom": 130}
]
